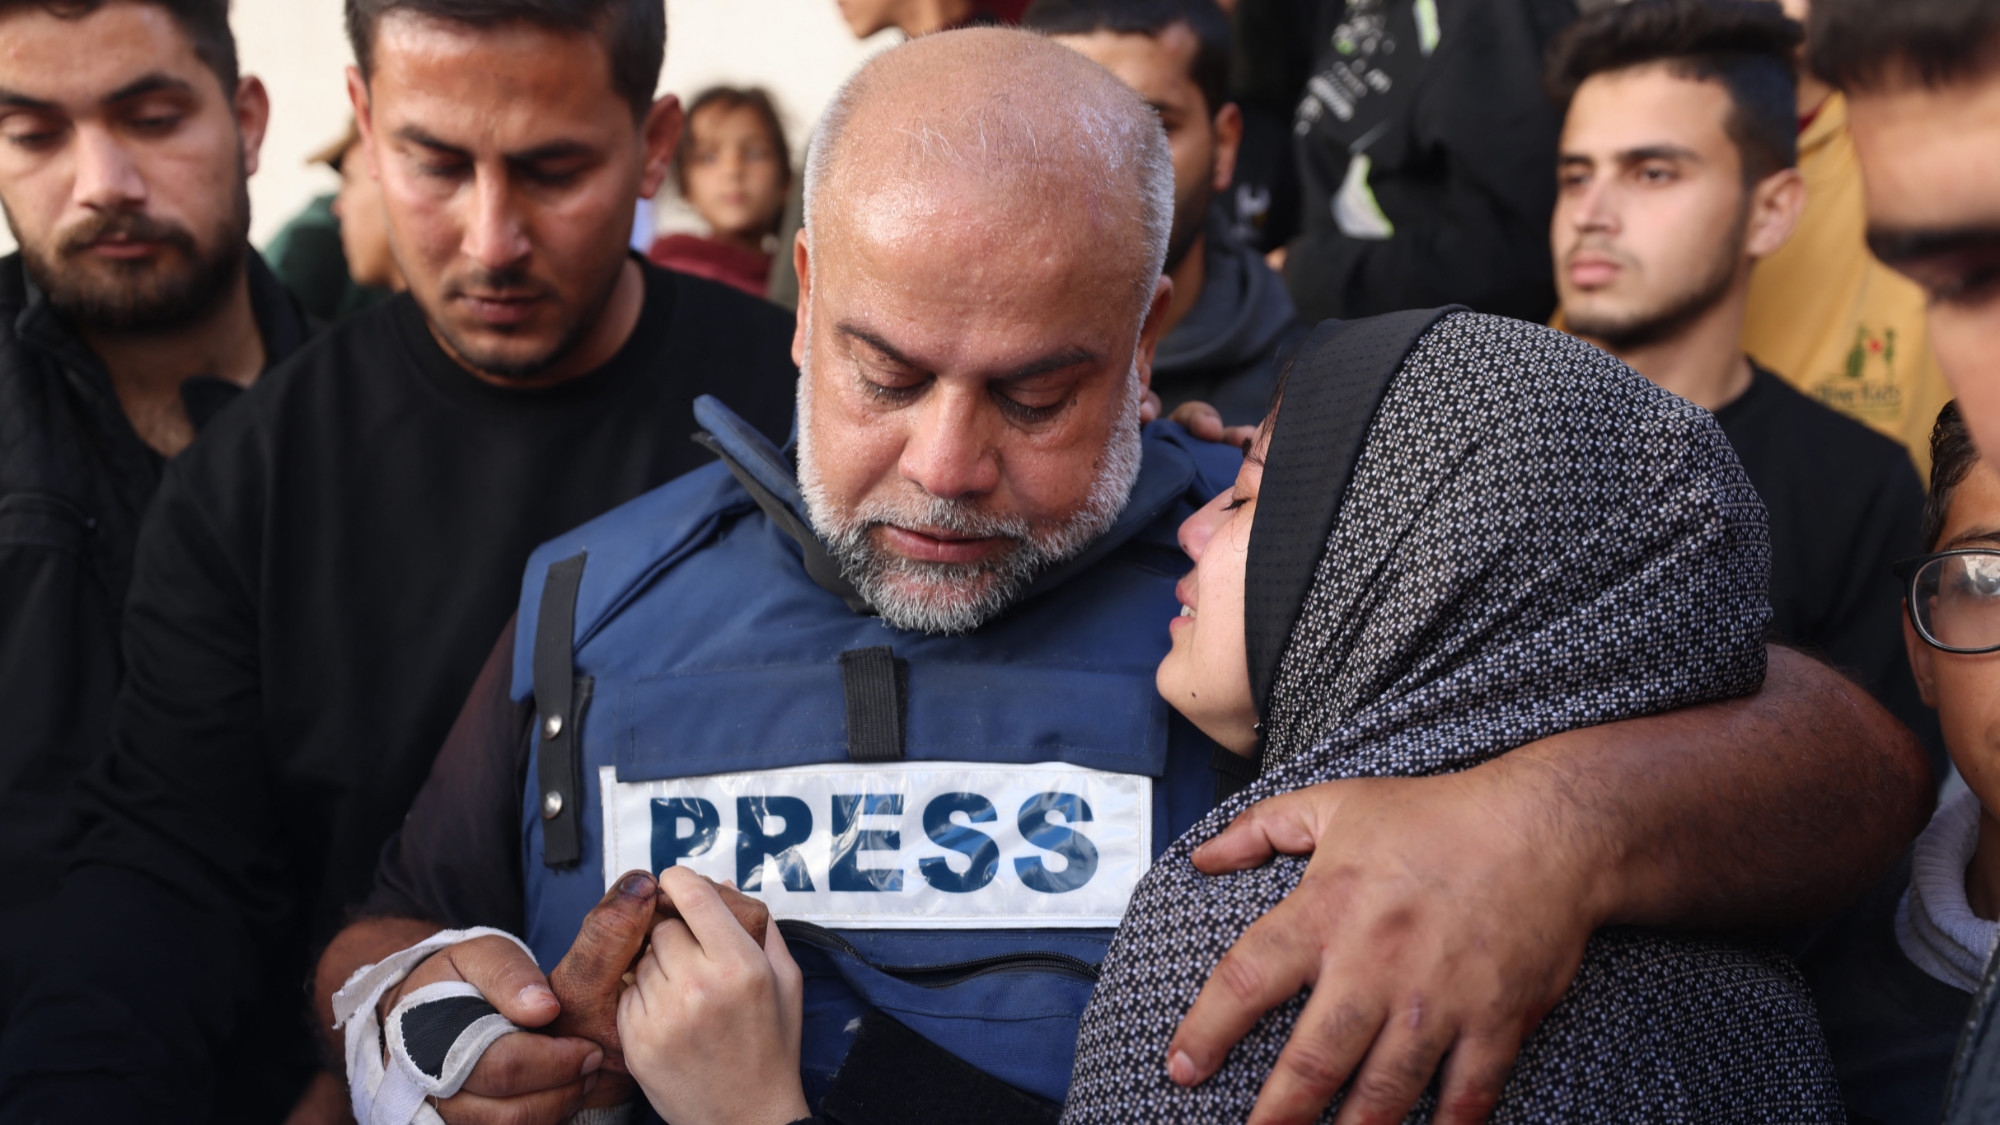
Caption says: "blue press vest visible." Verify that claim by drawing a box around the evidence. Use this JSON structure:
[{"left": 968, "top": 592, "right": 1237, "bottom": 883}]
[{"left": 511, "top": 398, "right": 1238, "bottom": 1106}]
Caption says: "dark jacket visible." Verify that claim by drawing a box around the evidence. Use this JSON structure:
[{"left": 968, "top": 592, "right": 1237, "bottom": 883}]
[
  {"left": 0, "top": 251, "right": 310, "bottom": 909},
  {"left": 1153, "top": 210, "right": 1306, "bottom": 426},
  {"left": 1234, "top": 0, "right": 1577, "bottom": 324}
]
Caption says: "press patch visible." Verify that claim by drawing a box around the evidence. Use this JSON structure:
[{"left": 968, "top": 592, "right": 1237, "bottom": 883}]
[{"left": 601, "top": 762, "right": 1151, "bottom": 928}]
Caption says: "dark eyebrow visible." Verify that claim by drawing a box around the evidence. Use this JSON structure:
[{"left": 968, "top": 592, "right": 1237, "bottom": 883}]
[
  {"left": 393, "top": 123, "right": 596, "bottom": 168},
  {"left": 0, "top": 88, "right": 56, "bottom": 111},
  {"left": 1617, "top": 144, "right": 1700, "bottom": 165},
  {"left": 1866, "top": 224, "right": 2000, "bottom": 267},
  {"left": 105, "top": 74, "right": 194, "bottom": 105},
  {"left": 1942, "top": 527, "right": 2000, "bottom": 550},
  {"left": 835, "top": 322, "right": 1098, "bottom": 381}
]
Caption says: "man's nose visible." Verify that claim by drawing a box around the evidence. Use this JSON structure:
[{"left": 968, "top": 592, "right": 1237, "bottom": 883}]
[
  {"left": 71, "top": 126, "right": 146, "bottom": 212},
  {"left": 460, "top": 170, "right": 531, "bottom": 270},
  {"left": 1571, "top": 179, "right": 1618, "bottom": 233},
  {"left": 899, "top": 391, "right": 1000, "bottom": 502}
]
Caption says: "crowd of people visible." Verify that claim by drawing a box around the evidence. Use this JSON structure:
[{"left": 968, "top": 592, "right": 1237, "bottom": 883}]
[{"left": 0, "top": 0, "right": 1997, "bottom": 1123}]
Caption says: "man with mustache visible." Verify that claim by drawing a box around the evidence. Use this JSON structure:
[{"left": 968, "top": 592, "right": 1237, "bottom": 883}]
[
  {"left": 1549, "top": 0, "right": 1929, "bottom": 759},
  {"left": 0, "top": 0, "right": 308, "bottom": 1020},
  {"left": 316, "top": 28, "right": 1930, "bottom": 1125},
  {"left": 0, "top": 0, "right": 797, "bottom": 1121}
]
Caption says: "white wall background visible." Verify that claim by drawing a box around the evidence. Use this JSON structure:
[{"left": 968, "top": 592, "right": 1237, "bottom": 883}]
[{"left": 0, "top": 0, "right": 896, "bottom": 253}]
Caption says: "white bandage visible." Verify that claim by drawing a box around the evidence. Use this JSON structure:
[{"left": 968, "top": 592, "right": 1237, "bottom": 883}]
[{"left": 331, "top": 927, "right": 536, "bottom": 1125}]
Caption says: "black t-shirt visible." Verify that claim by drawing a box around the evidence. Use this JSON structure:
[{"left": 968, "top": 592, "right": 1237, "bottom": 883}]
[
  {"left": 1712, "top": 364, "right": 1939, "bottom": 770},
  {"left": 0, "top": 262, "right": 797, "bottom": 1124}
]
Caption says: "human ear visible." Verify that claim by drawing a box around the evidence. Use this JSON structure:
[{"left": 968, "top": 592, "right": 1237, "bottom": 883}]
[
  {"left": 233, "top": 76, "right": 269, "bottom": 179},
  {"left": 790, "top": 229, "right": 812, "bottom": 368},
  {"left": 1210, "top": 102, "right": 1243, "bottom": 195},
  {"left": 1133, "top": 274, "right": 1174, "bottom": 393},
  {"left": 638, "top": 95, "right": 685, "bottom": 200},
  {"left": 1745, "top": 167, "right": 1806, "bottom": 260},
  {"left": 1905, "top": 610, "right": 1939, "bottom": 709}
]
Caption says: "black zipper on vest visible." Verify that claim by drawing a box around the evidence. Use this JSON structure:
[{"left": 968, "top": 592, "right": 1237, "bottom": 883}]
[{"left": 777, "top": 920, "right": 1101, "bottom": 988}]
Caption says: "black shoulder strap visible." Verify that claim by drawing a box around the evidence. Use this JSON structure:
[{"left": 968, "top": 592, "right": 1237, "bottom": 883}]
[
  {"left": 1243, "top": 307, "right": 1462, "bottom": 720},
  {"left": 1946, "top": 941, "right": 2000, "bottom": 1122},
  {"left": 693, "top": 431, "right": 872, "bottom": 614},
  {"left": 534, "top": 553, "right": 588, "bottom": 868}
]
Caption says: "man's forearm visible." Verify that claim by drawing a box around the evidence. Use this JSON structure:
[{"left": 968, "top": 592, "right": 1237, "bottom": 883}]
[
  {"left": 1520, "top": 645, "right": 1932, "bottom": 933},
  {"left": 313, "top": 916, "right": 444, "bottom": 1064}
]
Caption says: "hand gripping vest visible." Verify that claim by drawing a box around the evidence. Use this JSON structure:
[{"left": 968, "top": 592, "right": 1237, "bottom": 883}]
[{"left": 512, "top": 397, "right": 1240, "bottom": 1115}]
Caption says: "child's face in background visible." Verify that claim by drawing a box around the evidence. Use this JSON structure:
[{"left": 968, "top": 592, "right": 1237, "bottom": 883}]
[
  {"left": 682, "top": 103, "right": 787, "bottom": 246},
  {"left": 1910, "top": 457, "right": 2000, "bottom": 808}
]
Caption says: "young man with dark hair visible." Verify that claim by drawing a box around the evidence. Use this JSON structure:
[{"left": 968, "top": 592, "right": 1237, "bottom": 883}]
[
  {"left": 1028, "top": 0, "right": 1304, "bottom": 423},
  {"left": 1801, "top": 3, "right": 2000, "bottom": 1118},
  {"left": 0, "top": 0, "right": 310, "bottom": 1028},
  {"left": 1796, "top": 400, "right": 2000, "bottom": 1125},
  {"left": 0, "top": 1, "right": 798, "bottom": 1121},
  {"left": 1736, "top": 0, "right": 1954, "bottom": 477},
  {"left": 1548, "top": 0, "right": 1934, "bottom": 772}
]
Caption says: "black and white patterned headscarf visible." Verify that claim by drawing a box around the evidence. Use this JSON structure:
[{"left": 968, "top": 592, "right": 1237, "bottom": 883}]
[{"left": 1064, "top": 312, "right": 1842, "bottom": 1122}]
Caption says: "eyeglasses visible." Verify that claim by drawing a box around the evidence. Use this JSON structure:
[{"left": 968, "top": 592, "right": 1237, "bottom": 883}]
[{"left": 1895, "top": 549, "right": 2000, "bottom": 654}]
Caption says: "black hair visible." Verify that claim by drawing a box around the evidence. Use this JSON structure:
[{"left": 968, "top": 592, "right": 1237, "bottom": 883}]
[
  {"left": 1021, "top": 0, "right": 1232, "bottom": 120},
  {"left": 1924, "top": 401, "right": 1981, "bottom": 550},
  {"left": 672, "top": 86, "right": 793, "bottom": 205},
  {"left": 346, "top": 0, "right": 664, "bottom": 121},
  {"left": 1545, "top": 0, "right": 1800, "bottom": 184},
  {"left": 1810, "top": 0, "right": 2000, "bottom": 93},
  {"left": 2, "top": 0, "right": 239, "bottom": 93}
]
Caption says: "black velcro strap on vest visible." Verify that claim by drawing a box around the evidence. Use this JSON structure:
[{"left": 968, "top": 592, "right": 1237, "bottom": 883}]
[
  {"left": 534, "top": 553, "right": 588, "bottom": 868},
  {"left": 839, "top": 647, "right": 907, "bottom": 763},
  {"left": 817, "top": 1010, "right": 1058, "bottom": 1125}
]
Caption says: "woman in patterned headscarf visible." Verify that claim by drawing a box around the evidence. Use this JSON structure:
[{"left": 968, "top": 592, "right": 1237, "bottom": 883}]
[{"left": 1064, "top": 309, "right": 1843, "bottom": 1122}]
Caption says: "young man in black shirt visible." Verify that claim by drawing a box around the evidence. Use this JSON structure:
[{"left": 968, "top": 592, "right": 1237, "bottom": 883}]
[
  {"left": 1031, "top": 0, "right": 1306, "bottom": 426},
  {"left": 1548, "top": 0, "right": 1932, "bottom": 765},
  {"left": 0, "top": 1, "right": 796, "bottom": 1122},
  {"left": 0, "top": 0, "right": 310, "bottom": 1011}
]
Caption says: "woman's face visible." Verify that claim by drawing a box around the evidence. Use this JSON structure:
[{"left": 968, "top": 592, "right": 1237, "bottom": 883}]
[
  {"left": 1157, "top": 427, "right": 1265, "bottom": 755},
  {"left": 682, "top": 103, "right": 787, "bottom": 245}
]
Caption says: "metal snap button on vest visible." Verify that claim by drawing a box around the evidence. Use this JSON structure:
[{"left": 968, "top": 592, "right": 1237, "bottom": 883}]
[
  {"left": 543, "top": 714, "right": 563, "bottom": 739},
  {"left": 541, "top": 790, "right": 564, "bottom": 819}
]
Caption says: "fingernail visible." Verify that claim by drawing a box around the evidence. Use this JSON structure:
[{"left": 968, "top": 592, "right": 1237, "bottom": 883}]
[
  {"left": 519, "top": 984, "right": 556, "bottom": 1009},
  {"left": 618, "top": 871, "right": 654, "bottom": 899},
  {"left": 1168, "top": 1050, "right": 1198, "bottom": 1085},
  {"left": 581, "top": 1050, "right": 603, "bottom": 1076}
]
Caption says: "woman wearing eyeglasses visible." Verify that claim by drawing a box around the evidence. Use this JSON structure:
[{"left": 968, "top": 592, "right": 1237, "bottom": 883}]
[{"left": 1797, "top": 400, "right": 2000, "bottom": 1125}]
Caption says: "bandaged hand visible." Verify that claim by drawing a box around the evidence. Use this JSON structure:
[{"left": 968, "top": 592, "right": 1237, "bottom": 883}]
[{"left": 617, "top": 867, "right": 809, "bottom": 1125}]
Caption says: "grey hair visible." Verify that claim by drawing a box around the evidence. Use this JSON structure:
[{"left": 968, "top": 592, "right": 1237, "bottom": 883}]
[{"left": 799, "top": 30, "right": 1176, "bottom": 312}]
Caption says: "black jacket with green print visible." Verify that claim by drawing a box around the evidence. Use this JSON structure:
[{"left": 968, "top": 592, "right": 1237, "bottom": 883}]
[{"left": 1233, "top": 0, "right": 1579, "bottom": 324}]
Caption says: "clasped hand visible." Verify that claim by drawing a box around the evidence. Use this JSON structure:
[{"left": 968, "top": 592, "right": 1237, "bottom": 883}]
[{"left": 376, "top": 869, "right": 804, "bottom": 1125}]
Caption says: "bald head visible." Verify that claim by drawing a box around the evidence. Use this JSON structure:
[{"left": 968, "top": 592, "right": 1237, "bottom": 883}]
[
  {"left": 787, "top": 29, "right": 1179, "bottom": 637},
  {"left": 804, "top": 27, "right": 1174, "bottom": 309}
]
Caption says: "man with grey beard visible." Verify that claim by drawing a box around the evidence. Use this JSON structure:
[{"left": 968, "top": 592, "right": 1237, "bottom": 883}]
[{"left": 316, "top": 26, "right": 1927, "bottom": 1125}]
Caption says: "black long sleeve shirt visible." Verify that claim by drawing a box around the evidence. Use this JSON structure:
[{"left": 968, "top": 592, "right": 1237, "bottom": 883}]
[
  {"left": 0, "top": 262, "right": 799, "bottom": 1124},
  {"left": 0, "top": 251, "right": 310, "bottom": 919}
]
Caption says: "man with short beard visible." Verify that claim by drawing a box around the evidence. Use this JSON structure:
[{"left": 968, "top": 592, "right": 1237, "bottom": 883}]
[
  {"left": 317, "top": 27, "right": 1929, "bottom": 1125},
  {"left": 1549, "top": 0, "right": 1930, "bottom": 757},
  {"left": 1028, "top": 0, "right": 1304, "bottom": 426},
  {"left": 0, "top": 0, "right": 308, "bottom": 1014},
  {"left": 0, "top": 1, "right": 797, "bottom": 1121}
]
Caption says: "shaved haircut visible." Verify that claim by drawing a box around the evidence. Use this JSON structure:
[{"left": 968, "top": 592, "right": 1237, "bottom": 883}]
[{"left": 802, "top": 28, "right": 1174, "bottom": 314}]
